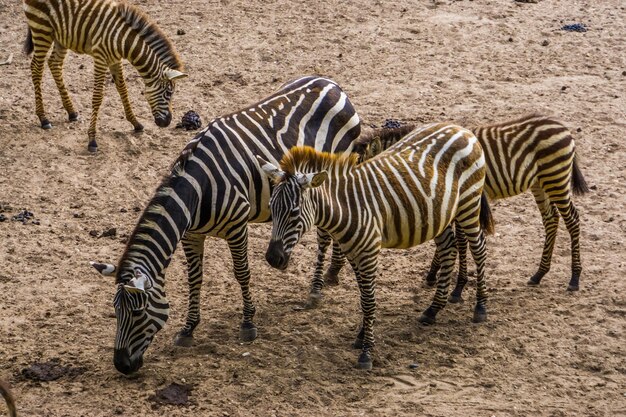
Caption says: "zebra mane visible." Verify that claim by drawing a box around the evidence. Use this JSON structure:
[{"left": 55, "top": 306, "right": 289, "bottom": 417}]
[
  {"left": 279, "top": 146, "right": 359, "bottom": 178},
  {"left": 354, "top": 124, "right": 417, "bottom": 148},
  {"left": 118, "top": 1, "right": 183, "bottom": 70}
]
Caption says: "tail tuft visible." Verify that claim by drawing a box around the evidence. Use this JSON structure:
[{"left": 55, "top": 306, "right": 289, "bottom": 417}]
[
  {"left": 479, "top": 191, "right": 495, "bottom": 235},
  {"left": 24, "top": 27, "right": 34, "bottom": 55},
  {"left": 571, "top": 154, "right": 589, "bottom": 196}
]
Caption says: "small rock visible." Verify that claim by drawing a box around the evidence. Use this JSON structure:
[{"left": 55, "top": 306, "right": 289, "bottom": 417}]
[
  {"left": 101, "top": 228, "right": 117, "bottom": 237},
  {"left": 120, "top": 208, "right": 128, "bottom": 213},
  {"left": 242, "top": 352, "right": 251, "bottom": 357},
  {"left": 561, "top": 86, "right": 567, "bottom": 91},
  {"left": 89, "top": 230, "right": 99, "bottom": 237},
  {"left": 508, "top": 37, "right": 514, "bottom": 42},
  {"left": 408, "top": 363, "right": 419, "bottom": 369},
  {"left": 133, "top": 206, "right": 141, "bottom": 212},
  {"left": 177, "top": 29, "right": 186, "bottom": 35},
  {"left": 541, "top": 39, "right": 550, "bottom": 46},
  {"left": 73, "top": 212, "right": 84, "bottom": 218},
  {"left": 0, "top": 214, "right": 6, "bottom": 222}
]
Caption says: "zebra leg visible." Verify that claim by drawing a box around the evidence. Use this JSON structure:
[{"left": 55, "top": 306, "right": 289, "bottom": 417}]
[
  {"left": 449, "top": 224, "right": 469, "bottom": 303},
  {"left": 87, "top": 57, "right": 109, "bottom": 152},
  {"left": 528, "top": 185, "right": 560, "bottom": 286},
  {"left": 419, "top": 226, "right": 456, "bottom": 325},
  {"left": 48, "top": 43, "right": 78, "bottom": 122},
  {"left": 29, "top": 33, "right": 53, "bottom": 129},
  {"left": 109, "top": 61, "right": 144, "bottom": 132},
  {"left": 350, "top": 254, "right": 378, "bottom": 370},
  {"left": 425, "top": 250, "right": 440, "bottom": 287},
  {"left": 463, "top": 227, "right": 489, "bottom": 323},
  {"left": 227, "top": 229, "right": 257, "bottom": 342},
  {"left": 306, "top": 229, "right": 333, "bottom": 309},
  {"left": 174, "top": 234, "right": 206, "bottom": 347},
  {"left": 549, "top": 193, "right": 583, "bottom": 291},
  {"left": 324, "top": 241, "right": 346, "bottom": 286}
]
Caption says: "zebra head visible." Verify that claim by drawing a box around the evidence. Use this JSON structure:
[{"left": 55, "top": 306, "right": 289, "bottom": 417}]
[
  {"left": 144, "top": 68, "right": 187, "bottom": 128},
  {"left": 257, "top": 156, "right": 328, "bottom": 270},
  {"left": 91, "top": 262, "right": 170, "bottom": 375}
]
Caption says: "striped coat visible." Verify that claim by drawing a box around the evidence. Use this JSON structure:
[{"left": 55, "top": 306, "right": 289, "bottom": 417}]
[
  {"left": 23, "top": 0, "right": 187, "bottom": 151},
  {"left": 327, "top": 115, "right": 588, "bottom": 299},
  {"left": 91, "top": 76, "right": 361, "bottom": 374},
  {"left": 259, "top": 123, "right": 493, "bottom": 369}
]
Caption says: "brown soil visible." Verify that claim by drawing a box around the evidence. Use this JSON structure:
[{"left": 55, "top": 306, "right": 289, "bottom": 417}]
[{"left": 1, "top": 0, "right": 625, "bottom": 416}]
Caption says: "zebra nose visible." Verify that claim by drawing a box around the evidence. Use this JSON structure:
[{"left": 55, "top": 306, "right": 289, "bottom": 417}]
[
  {"left": 266, "top": 240, "right": 288, "bottom": 270},
  {"left": 114, "top": 349, "right": 142, "bottom": 374},
  {"left": 154, "top": 112, "right": 171, "bottom": 127}
]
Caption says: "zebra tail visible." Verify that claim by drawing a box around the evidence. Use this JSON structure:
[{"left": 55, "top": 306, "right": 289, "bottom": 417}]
[
  {"left": 479, "top": 191, "right": 495, "bottom": 235},
  {"left": 0, "top": 380, "right": 17, "bottom": 417},
  {"left": 571, "top": 154, "right": 589, "bottom": 196},
  {"left": 23, "top": 27, "right": 34, "bottom": 55}
]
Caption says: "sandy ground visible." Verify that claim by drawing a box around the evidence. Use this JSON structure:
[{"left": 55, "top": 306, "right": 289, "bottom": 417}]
[{"left": 1, "top": 0, "right": 625, "bottom": 415}]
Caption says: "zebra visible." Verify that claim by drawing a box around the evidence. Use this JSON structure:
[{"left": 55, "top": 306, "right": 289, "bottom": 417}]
[
  {"left": 0, "top": 380, "right": 16, "bottom": 417},
  {"left": 258, "top": 123, "right": 494, "bottom": 370},
  {"left": 323, "top": 115, "right": 588, "bottom": 301},
  {"left": 23, "top": 0, "right": 187, "bottom": 152},
  {"left": 90, "top": 76, "right": 361, "bottom": 374}
]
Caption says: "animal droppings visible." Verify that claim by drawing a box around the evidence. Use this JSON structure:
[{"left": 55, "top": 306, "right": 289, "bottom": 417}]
[
  {"left": 148, "top": 383, "right": 193, "bottom": 406},
  {"left": 176, "top": 110, "right": 202, "bottom": 130},
  {"left": 22, "top": 360, "right": 85, "bottom": 382},
  {"left": 561, "top": 23, "right": 588, "bottom": 32}
]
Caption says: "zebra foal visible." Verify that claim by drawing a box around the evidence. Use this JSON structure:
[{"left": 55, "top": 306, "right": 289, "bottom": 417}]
[
  {"left": 259, "top": 123, "right": 494, "bottom": 369},
  {"left": 23, "top": 0, "right": 187, "bottom": 151},
  {"left": 90, "top": 76, "right": 361, "bottom": 374}
]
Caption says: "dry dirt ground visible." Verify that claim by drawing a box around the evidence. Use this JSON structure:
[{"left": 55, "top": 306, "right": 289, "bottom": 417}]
[{"left": 1, "top": 0, "right": 625, "bottom": 416}]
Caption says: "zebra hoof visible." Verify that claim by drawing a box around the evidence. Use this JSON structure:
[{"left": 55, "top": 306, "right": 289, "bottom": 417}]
[
  {"left": 448, "top": 294, "right": 464, "bottom": 304},
  {"left": 567, "top": 284, "right": 579, "bottom": 292},
  {"left": 134, "top": 123, "right": 144, "bottom": 132},
  {"left": 472, "top": 306, "right": 487, "bottom": 323},
  {"left": 356, "top": 352, "right": 373, "bottom": 370},
  {"left": 41, "top": 120, "right": 52, "bottom": 129},
  {"left": 239, "top": 323, "right": 257, "bottom": 342},
  {"left": 305, "top": 292, "right": 323, "bottom": 309},
  {"left": 323, "top": 271, "right": 340, "bottom": 286},
  {"left": 87, "top": 141, "right": 98, "bottom": 153},
  {"left": 174, "top": 334, "right": 194, "bottom": 347},
  {"left": 425, "top": 274, "right": 437, "bottom": 287},
  {"left": 419, "top": 306, "right": 437, "bottom": 325},
  {"left": 68, "top": 112, "right": 79, "bottom": 122}
]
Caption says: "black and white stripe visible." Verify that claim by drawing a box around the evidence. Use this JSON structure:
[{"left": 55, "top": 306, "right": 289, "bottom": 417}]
[
  {"left": 23, "top": 0, "right": 187, "bottom": 151},
  {"left": 260, "top": 123, "right": 493, "bottom": 369},
  {"left": 91, "top": 76, "right": 361, "bottom": 374}
]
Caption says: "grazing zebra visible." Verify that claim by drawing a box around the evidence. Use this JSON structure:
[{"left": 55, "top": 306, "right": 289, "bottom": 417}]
[
  {"left": 0, "top": 380, "right": 16, "bottom": 417},
  {"left": 23, "top": 0, "right": 187, "bottom": 152},
  {"left": 258, "top": 123, "right": 494, "bottom": 370},
  {"left": 90, "top": 76, "right": 361, "bottom": 374},
  {"left": 325, "top": 115, "right": 588, "bottom": 300}
]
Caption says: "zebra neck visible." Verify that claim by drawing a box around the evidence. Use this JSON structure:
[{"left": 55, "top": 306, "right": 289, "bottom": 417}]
[
  {"left": 123, "top": 33, "right": 169, "bottom": 78},
  {"left": 120, "top": 180, "right": 199, "bottom": 279}
]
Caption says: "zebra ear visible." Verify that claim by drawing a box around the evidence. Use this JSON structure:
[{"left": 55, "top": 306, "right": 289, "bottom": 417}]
[
  {"left": 90, "top": 261, "right": 116, "bottom": 277},
  {"left": 299, "top": 171, "right": 328, "bottom": 189},
  {"left": 256, "top": 156, "right": 285, "bottom": 183},
  {"left": 164, "top": 68, "right": 188, "bottom": 81},
  {"left": 370, "top": 137, "right": 383, "bottom": 157},
  {"left": 124, "top": 269, "right": 150, "bottom": 293}
]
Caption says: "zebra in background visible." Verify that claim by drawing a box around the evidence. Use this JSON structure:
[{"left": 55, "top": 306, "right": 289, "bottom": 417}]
[
  {"left": 91, "top": 76, "right": 361, "bottom": 374},
  {"left": 259, "top": 123, "right": 494, "bottom": 370},
  {"left": 324, "top": 115, "right": 588, "bottom": 301},
  {"left": 23, "top": 0, "right": 187, "bottom": 151},
  {"left": 0, "top": 380, "right": 16, "bottom": 417}
]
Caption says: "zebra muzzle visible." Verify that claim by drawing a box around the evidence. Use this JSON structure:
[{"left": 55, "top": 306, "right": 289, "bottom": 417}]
[
  {"left": 266, "top": 240, "right": 289, "bottom": 270},
  {"left": 113, "top": 348, "right": 143, "bottom": 375},
  {"left": 154, "top": 112, "right": 172, "bottom": 128}
]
